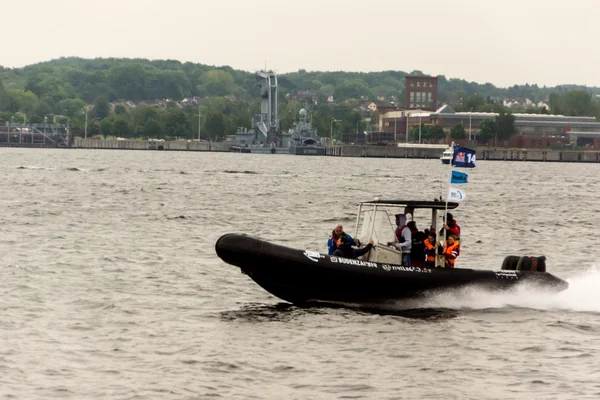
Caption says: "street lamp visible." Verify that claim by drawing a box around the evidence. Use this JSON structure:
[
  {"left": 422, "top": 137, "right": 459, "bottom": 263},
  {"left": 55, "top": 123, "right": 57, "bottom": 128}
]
[
  {"left": 405, "top": 113, "right": 411, "bottom": 144},
  {"left": 84, "top": 107, "right": 89, "bottom": 139},
  {"left": 8, "top": 116, "right": 13, "bottom": 144},
  {"left": 198, "top": 104, "right": 201, "bottom": 141},
  {"left": 43, "top": 116, "right": 47, "bottom": 144},
  {"left": 330, "top": 118, "right": 338, "bottom": 143},
  {"left": 469, "top": 108, "right": 473, "bottom": 141},
  {"left": 418, "top": 114, "right": 422, "bottom": 144}
]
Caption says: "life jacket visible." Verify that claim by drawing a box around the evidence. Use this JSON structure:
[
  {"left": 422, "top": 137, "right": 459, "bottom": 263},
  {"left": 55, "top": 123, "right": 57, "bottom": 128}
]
[
  {"left": 424, "top": 238, "right": 436, "bottom": 263},
  {"left": 443, "top": 242, "right": 460, "bottom": 268},
  {"left": 395, "top": 225, "right": 407, "bottom": 243}
]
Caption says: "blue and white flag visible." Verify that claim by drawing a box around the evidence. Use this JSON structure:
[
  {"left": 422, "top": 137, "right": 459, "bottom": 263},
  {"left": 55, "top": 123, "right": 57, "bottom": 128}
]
[
  {"left": 448, "top": 187, "right": 466, "bottom": 202},
  {"left": 452, "top": 146, "right": 477, "bottom": 168},
  {"left": 450, "top": 170, "right": 468, "bottom": 184}
]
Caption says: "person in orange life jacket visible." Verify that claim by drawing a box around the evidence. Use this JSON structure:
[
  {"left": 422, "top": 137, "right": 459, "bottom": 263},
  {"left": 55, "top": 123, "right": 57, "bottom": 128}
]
[
  {"left": 438, "top": 234, "right": 460, "bottom": 268},
  {"left": 408, "top": 221, "right": 427, "bottom": 267},
  {"left": 328, "top": 224, "right": 360, "bottom": 255},
  {"left": 387, "top": 214, "right": 412, "bottom": 266},
  {"left": 332, "top": 236, "right": 374, "bottom": 259},
  {"left": 423, "top": 232, "right": 438, "bottom": 268}
]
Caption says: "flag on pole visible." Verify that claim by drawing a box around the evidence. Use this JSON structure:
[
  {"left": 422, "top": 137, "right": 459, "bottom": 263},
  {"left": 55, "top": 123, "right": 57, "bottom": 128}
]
[
  {"left": 448, "top": 187, "right": 466, "bottom": 202},
  {"left": 450, "top": 170, "right": 468, "bottom": 184},
  {"left": 452, "top": 146, "right": 477, "bottom": 168}
]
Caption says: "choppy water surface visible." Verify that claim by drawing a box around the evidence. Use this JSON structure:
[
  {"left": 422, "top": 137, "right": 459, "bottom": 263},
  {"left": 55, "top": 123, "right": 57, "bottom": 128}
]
[{"left": 2, "top": 148, "right": 600, "bottom": 399}]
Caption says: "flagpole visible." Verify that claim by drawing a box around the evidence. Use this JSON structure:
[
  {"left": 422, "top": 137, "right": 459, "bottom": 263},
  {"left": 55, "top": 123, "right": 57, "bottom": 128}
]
[
  {"left": 437, "top": 142, "right": 454, "bottom": 267},
  {"left": 443, "top": 142, "right": 455, "bottom": 243}
]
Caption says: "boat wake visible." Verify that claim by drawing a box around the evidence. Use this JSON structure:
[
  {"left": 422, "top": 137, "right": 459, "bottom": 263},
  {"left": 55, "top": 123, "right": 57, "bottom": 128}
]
[{"left": 415, "top": 267, "right": 600, "bottom": 313}]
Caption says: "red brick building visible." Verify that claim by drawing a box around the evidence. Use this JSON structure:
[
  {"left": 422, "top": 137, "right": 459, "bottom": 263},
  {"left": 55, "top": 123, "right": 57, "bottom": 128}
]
[{"left": 405, "top": 76, "right": 438, "bottom": 111}]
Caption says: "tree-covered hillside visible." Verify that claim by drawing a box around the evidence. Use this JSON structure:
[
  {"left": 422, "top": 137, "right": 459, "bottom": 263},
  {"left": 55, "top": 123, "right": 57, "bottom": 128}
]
[{"left": 0, "top": 57, "right": 599, "bottom": 140}]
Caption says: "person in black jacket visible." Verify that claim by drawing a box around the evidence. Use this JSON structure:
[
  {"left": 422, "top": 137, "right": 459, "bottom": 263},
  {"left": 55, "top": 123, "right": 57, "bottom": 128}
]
[
  {"left": 332, "top": 236, "right": 374, "bottom": 259},
  {"left": 408, "top": 221, "right": 427, "bottom": 267}
]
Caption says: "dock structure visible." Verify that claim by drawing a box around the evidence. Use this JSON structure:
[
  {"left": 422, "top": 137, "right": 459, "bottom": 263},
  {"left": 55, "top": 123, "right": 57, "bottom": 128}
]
[
  {"left": 0, "top": 123, "right": 70, "bottom": 147},
  {"left": 326, "top": 145, "right": 600, "bottom": 162},
  {"left": 3, "top": 136, "right": 600, "bottom": 162},
  {"left": 73, "top": 138, "right": 230, "bottom": 151}
]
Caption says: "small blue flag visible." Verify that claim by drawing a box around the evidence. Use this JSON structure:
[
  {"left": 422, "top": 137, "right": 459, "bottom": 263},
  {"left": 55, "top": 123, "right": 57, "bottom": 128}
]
[
  {"left": 452, "top": 146, "right": 477, "bottom": 168},
  {"left": 450, "top": 170, "right": 468, "bottom": 184}
]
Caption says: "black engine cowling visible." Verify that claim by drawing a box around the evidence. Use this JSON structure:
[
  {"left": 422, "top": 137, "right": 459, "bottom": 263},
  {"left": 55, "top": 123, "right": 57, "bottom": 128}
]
[
  {"left": 501, "top": 255, "right": 521, "bottom": 270},
  {"left": 501, "top": 255, "right": 546, "bottom": 272}
]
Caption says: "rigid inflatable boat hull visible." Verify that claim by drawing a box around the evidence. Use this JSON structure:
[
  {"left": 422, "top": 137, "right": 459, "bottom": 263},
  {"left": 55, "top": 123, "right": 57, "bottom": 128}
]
[{"left": 215, "top": 233, "right": 569, "bottom": 305}]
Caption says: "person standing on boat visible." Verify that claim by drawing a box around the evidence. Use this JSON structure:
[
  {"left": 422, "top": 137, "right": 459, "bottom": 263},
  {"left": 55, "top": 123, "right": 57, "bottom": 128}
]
[
  {"left": 439, "top": 235, "right": 460, "bottom": 268},
  {"left": 442, "top": 213, "right": 461, "bottom": 240},
  {"left": 328, "top": 224, "right": 361, "bottom": 255},
  {"left": 332, "top": 237, "right": 374, "bottom": 259},
  {"left": 388, "top": 214, "right": 412, "bottom": 266},
  {"left": 408, "top": 221, "right": 427, "bottom": 267},
  {"left": 424, "top": 232, "right": 438, "bottom": 268}
]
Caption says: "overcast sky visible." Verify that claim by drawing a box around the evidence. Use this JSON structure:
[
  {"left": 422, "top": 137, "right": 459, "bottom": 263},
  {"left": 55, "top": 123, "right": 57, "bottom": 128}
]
[{"left": 2, "top": 0, "right": 598, "bottom": 88}]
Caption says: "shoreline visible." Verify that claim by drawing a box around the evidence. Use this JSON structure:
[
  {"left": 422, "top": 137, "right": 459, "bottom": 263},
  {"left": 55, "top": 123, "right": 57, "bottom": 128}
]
[{"left": 2, "top": 139, "right": 599, "bottom": 163}]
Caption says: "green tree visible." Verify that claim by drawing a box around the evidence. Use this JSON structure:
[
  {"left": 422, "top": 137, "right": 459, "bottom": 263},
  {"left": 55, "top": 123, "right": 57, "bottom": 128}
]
[
  {"left": 0, "top": 79, "right": 9, "bottom": 111},
  {"left": 334, "top": 79, "right": 371, "bottom": 100},
  {"left": 140, "top": 119, "right": 162, "bottom": 138},
  {"left": 156, "top": 70, "right": 190, "bottom": 99},
  {"left": 32, "top": 100, "right": 54, "bottom": 122},
  {"left": 57, "top": 98, "right": 86, "bottom": 119},
  {"left": 162, "top": 108, "right": 189, "bottom": 138},
  {"left": 107, "top": 63, "right": 154, "bottom": 101},
  {"left": 450, "top": 124, "right": 466, "bottom": 140},
  {"left": 410, "top": 123, "right": 428, "bottom": 142},
  {"left": 479, "top": 118, "right": 496, "bottom": 144},
  {"left": 5, "top": 89, "right": 39, "bottom": 114},
  {"left": 562, "top": 90, "right": 595, "bottom": 116},
  {"left": 133, "top": 105, "right": 160, "bottom": 130},
  {"left": 548, "top": 92, "right": 564, "bottom": 114},
  {"left": 25, "top": 74, "right": 71, "bottom": 103},
  {"left": 464, "top": 94, "right": 486, "bottom": 111},
  {"left": 203, "top": 110, "right": 227, "bottom": 139},
  {"left": 99, "top": 117, "right": 113, "bottom": 136},
  {"left": 428, "top": 125, "right": 446, "bottom": 141},
  {"left": 93, "top": 95, "right": 110, "bottom": 120},
  {"left": 495, "top": 111, "right": 516, "bottom": 144},
  {"left": 113, "top": 117, "right": 131, "bottom": 137},
  {"left": 114, "top": 104, "right": 127, "bottom": 116},
  {"left": 202, "top": 70, "right": 236, "bottom": 96}
]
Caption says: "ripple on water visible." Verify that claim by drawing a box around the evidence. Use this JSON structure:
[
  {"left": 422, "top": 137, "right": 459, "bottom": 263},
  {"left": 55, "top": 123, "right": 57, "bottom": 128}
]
[{"left": 2, "top": 150, "right": 600, "bottom": 399}]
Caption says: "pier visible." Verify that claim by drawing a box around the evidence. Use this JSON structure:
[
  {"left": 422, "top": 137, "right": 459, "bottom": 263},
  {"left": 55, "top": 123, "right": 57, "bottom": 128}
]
[
  {"left": 2, "top": 137, "right": 600, "bottom": 162},
  {"left": 73, "top": 138, "right": 230, "bottom": 151},
  {"left": 326, "top": 145, "right": 600, "bottom": 162}
]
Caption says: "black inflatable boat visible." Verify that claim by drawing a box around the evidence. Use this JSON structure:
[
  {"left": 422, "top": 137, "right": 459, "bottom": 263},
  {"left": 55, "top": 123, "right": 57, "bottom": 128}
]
[{"left": 215, "top": 233, "right": 569, "bottom": 306}]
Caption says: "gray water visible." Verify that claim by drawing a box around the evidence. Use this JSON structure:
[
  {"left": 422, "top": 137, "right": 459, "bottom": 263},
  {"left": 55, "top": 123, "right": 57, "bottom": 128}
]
[{"left": 2, "top": 148, "right": 600, "bottom": 399}]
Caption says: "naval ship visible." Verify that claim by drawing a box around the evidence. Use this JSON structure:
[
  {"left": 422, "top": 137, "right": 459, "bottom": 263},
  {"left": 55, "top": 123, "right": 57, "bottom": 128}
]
[{"left": 230, "top": 70, "right": 326, "bottom": 155}]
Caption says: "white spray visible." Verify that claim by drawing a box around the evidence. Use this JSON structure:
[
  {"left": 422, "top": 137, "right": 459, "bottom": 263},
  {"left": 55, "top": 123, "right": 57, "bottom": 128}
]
[{"left": 417, "top": 267, "right": 600, "bottom": 313}]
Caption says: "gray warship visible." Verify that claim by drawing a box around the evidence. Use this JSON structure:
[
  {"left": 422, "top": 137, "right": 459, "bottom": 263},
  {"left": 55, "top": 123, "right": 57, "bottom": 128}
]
[{"left": 231, "top": 70, "right": 325, "bottom": 155}]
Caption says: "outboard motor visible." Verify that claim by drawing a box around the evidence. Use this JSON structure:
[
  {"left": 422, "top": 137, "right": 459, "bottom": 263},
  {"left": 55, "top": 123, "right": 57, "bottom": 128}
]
[
  {"left": 516, "top": 255, "right": 546, "bottom": 272},
  {"left": 501, "top": 255, "right": 547, "bottom": 272},
  {"left": 501, "top": 255, "right": 521, "bottom": 270}
]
